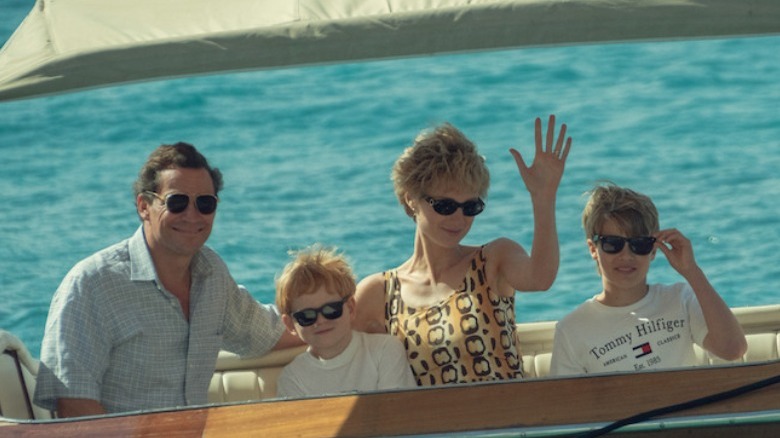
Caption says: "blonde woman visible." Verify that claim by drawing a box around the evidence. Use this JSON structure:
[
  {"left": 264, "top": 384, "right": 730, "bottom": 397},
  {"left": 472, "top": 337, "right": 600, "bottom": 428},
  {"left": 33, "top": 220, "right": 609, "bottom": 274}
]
[{"left": 354, "top": 116, "right": 572, "bottom": 386}]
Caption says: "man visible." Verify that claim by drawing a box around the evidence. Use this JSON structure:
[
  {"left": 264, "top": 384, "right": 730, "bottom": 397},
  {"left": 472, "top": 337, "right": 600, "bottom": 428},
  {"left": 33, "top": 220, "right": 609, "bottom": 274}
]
[{"left": 34, "top": 142, "right": 301, "bottom": 417}]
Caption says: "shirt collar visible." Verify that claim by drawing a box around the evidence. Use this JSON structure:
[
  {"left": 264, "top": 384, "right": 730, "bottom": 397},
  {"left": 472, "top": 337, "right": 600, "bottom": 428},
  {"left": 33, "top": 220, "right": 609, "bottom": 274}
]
[
  {"left": 128, "top": 226, "right": 213, "bottom": 282},
  {"left": 129, "top": 226, "right": 157, "bottom": 282}
]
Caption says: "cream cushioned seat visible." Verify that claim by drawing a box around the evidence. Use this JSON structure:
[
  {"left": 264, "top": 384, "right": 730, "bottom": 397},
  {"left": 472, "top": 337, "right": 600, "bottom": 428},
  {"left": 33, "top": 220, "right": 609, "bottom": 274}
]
[
  {"left": 208, "top": 304, "right": 780, "bottom": 402},
  {"left": 0, "top": 331, "right": 52, "bottom": 420},
  {"left": 2, "top": 305, "right": 777, "bottom": 415}
]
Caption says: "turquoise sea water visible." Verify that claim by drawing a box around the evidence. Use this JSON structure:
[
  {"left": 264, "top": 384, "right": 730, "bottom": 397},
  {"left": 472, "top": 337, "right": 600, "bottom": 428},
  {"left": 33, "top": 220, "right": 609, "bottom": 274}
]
[{"left": 1, "top": 1, "right": 779, "bottom": 357}]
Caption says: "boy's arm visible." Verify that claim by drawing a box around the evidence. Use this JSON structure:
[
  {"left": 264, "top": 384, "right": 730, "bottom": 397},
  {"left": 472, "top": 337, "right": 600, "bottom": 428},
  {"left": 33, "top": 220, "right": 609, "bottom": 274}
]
[
  {"left": 682, "top": 268, "right": 747, "bottom": 360},
  {"left": 655, "top": 229, "right": 747, "bottom": 361}
]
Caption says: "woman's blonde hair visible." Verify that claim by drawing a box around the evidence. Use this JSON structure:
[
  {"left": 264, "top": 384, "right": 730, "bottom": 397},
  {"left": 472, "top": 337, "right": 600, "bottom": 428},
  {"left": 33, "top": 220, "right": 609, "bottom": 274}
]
[
  {"left": 391, "top": 123, "right": 490, "bottom": 218},
  {"left": 582, "top": 181, "right": 659, "bottom": 239},
  {"left": 275, "top": 244, "right": 356, "bottom": 314}
]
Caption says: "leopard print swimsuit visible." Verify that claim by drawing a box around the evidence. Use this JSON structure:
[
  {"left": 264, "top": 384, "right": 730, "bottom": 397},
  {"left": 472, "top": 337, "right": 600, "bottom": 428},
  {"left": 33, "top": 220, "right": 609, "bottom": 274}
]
[{"left": 384, "top": 248, "right": 523, "bottom": 386}]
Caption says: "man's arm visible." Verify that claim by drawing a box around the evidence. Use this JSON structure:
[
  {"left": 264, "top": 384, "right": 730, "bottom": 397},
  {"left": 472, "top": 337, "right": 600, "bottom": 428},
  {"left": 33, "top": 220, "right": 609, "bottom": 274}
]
[
  {"left": 56, "top": 398, "right": 107, "bottom": 418},
  {"left": 223, "top": 284, "right": 303, "bottom": 354},
  {"left": 272, "top": 328, "right": 305, "bottom": 351},
  {"left": 35, "top": 268, "right": 111, "bottom": 416}
]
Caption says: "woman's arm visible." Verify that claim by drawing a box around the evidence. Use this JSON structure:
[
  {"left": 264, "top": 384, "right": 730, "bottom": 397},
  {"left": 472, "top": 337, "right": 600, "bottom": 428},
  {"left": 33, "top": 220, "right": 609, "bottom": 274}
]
[
  {"left": 353, "top": 273, "right": 388, "bottom": 333},
  {"left": 497, "top": 115, "right": 571, "bottom": 294}
]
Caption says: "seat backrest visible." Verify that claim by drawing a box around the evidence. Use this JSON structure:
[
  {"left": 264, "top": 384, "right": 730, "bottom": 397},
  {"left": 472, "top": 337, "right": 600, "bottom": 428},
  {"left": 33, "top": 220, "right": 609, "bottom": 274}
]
[
  {"left": 5, "top": 304, "right": 777, "bottom": 416},
  {"left": 209, "top": 346, "right": 306, "bottom": 404},
  {"left": 206, "top": 304, "right": 779, "bottom": 402},
  {"left": 0, "top": 331, "right": 52, "bottom": 420}
]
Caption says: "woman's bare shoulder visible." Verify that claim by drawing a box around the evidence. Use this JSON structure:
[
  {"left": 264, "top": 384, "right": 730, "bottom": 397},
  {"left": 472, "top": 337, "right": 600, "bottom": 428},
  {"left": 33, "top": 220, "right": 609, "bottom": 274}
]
[
  {"left": 354, "top": 272, "right": 388, "bottom": 333},
  {"left": 484, "top": 237, "right": 525, "bottom": 251},
  {"left": 356, "top": 271, "right": 387, "bottom": 295},
  {"left": 481, "top": 238, "right": 532, "bottom": 296}
]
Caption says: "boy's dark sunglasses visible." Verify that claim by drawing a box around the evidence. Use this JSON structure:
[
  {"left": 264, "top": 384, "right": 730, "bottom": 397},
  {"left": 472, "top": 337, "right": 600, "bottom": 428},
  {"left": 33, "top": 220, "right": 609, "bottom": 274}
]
[
  {"left": 593, "top": 234, "right": 656, "bottom": 256},
  {"left": 423, "top": 195, "right": 485, "bottom": 217},
  {"left": 291, "top": 296, "right": 350, "bottom": 327},
  {"left": 145, "top": 191, "right": 219, "bottom": 215}
]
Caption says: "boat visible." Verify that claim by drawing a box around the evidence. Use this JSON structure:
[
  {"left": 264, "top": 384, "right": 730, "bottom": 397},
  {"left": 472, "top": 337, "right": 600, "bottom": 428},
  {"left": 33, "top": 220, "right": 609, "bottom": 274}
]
[
  {"left": 2, "top": 304, "right": 780, "bottom": 436},
  {"left": 1, "top": 0, "right": 779, "bottom": 436}
]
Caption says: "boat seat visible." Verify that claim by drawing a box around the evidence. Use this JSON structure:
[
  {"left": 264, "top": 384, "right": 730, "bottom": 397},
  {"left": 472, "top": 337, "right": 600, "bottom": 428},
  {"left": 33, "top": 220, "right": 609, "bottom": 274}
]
[
  {"left": 210, "top": 304, "right": 780, "bottom": 403},
  {"left": 695, "top": 304, "right": 780, "bottom": 365},
  {"left": 4, "top": 306, "right": 777, "bottom": 416},
  {"left": 0, "top": 331, "right": 52, "bottom": 420},
  {"left": 209, "top": 347, "right": 305, "bottom": 403}
]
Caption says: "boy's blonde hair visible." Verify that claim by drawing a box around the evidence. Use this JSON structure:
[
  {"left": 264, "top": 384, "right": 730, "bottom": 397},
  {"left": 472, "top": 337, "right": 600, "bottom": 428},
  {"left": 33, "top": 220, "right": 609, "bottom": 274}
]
[
  {"left": 275, "top": 244, "right": 356, "bottom": 315},
  {"left": 392, "top": 123, "right": 490, "bottom": 218},
  {"left": 582, "top": 182, "right": 659, "bottom": 239}
]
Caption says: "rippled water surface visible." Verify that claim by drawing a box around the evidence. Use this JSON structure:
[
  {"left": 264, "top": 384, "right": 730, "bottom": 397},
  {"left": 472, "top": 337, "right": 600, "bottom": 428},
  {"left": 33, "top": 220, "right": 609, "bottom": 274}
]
[{"left": 1, "top": 1, "right": 779, "bottom": 356}]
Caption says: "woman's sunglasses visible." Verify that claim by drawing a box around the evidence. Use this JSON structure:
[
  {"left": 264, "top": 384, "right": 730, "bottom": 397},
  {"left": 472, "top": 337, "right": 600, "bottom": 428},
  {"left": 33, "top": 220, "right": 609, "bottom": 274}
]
[
  {"left": 593, "top": 234, "right": 656, "bottom": 256},
  {"left": 291, "top": 296, "right": 350, "bottom": 327},
  {"left": 145, "top": 191, "right": 219, "bottom": 215},
  {"left": 423, "top": 195, "right": 485, "bottom": 217}
]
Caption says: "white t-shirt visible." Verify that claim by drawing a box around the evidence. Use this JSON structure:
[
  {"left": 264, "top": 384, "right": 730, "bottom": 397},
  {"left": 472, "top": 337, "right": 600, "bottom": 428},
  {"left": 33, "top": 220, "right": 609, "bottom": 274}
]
[
  {"left": 550, "top": 283, "right": 708, "bottom": 376},
  {"left": 277, "top": 331, "right": 417, "bottom": 398}
]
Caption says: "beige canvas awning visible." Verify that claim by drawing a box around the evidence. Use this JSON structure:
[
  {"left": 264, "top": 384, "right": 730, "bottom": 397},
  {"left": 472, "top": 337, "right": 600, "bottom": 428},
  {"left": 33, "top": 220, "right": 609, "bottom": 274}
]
[{"left": 1, "top": 0, "right": 779, "bottom": 102}]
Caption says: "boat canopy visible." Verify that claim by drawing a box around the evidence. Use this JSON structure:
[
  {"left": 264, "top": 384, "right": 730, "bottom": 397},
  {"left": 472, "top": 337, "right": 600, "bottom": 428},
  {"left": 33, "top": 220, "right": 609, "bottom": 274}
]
[{"left": 1, "top": 0, "right": 779, "bottom": 102}]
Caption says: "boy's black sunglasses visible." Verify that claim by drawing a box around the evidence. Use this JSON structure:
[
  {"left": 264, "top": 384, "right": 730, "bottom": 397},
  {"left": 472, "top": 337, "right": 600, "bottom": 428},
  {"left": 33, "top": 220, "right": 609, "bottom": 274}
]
[
  {"left": 145, "top": 191, "right": 219, "bottom": 215},
  {"left": 423, "top": 195, "right": 485, "bottom": 217},
  {"left": 291, "top": 296, "right": 350, "bottom": 327},
  {"left": 593, "top": 235, "right": 656, "bottom": 256}
]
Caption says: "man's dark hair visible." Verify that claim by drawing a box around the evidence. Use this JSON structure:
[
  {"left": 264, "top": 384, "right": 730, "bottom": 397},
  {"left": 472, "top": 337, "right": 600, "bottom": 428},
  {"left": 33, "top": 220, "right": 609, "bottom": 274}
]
[{"left": 133, "top": 142, "right": 223, "bottom": 199}]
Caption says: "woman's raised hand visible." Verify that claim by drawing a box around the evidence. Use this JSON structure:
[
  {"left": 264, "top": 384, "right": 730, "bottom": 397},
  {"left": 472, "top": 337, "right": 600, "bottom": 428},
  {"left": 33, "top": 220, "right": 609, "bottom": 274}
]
[{"left": 509, "top": 114, "right": 572, "bottom": 197}]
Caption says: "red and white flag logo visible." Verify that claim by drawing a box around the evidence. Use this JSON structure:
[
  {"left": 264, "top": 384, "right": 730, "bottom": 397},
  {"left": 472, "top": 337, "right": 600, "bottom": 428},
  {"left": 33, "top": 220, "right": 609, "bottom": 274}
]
[{"left": 633, "top": 342, "right": 653, "bottom": 358}]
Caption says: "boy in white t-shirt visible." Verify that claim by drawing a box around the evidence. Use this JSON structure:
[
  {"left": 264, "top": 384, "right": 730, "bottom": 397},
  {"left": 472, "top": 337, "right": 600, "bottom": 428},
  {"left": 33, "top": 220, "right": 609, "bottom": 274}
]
[
  {"left": 550, "top": 182, "right": 747, "bottom": 376},
  {"left": 275, "top": 245, "right": 416, "bottom": 398}
]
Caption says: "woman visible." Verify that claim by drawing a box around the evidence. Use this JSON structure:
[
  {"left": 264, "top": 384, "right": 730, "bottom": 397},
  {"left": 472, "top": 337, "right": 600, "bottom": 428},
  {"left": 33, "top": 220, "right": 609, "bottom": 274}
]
[{"left": 354, "top": 115, "right": 572, "bottom": 386}]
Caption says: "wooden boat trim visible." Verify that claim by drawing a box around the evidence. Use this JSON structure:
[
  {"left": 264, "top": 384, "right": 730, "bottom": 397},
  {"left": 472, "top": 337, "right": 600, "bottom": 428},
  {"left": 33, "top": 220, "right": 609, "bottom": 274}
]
[{"left": 1, "top": 360, "right": 778, "bottom": 437}]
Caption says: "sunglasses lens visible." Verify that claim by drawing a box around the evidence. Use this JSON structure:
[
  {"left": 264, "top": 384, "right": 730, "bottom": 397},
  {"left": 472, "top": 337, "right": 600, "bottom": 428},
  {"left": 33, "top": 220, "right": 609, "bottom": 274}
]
[
  {"left": 599, "top": 236, "right": 625, "bottom": 254},
  {"left": 432, "top": 199, "right": 458, "bottom": 215},
  {"left": 629, "top": 237, "right": 656, "bottom": 255},
  {"left": 196, "top": 196, "right": 218, "bottom": 214},
  {"left": 165, "top": 194, "right": 190, "bottom": 213},
  {"left": 293, "top": 310, "right": 318, "bottom": 327},
  {"left": 291, "top": 299, "right": 346, "bottom": 327},
  {"left": 427, "top": 197, "right": 484, "bottom": 216},
  {"left": 321, "top": 302, "right": 344, "bottom": 320},
  {"left": 598, "top": 236, "right": 655, "bottom": 255},
  {"left": 462, "top": 200, "right": 485, "bottom": 217}
]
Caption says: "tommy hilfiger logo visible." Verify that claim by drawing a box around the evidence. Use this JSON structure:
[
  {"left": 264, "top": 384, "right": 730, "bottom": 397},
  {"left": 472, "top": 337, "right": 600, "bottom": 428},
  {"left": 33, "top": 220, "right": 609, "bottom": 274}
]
[{"left": 633, "top": 342, "right": 653, "bottom": 358}]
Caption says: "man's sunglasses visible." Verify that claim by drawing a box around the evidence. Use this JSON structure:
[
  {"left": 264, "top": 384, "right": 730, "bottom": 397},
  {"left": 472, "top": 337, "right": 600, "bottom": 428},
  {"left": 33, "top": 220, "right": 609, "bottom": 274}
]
[
  {"left": 291, "top": 296, "right": 350, "bottom": 327},
  {"left": 423, "top": 195, "right": 485, "bottom": 217},
  {"left": 593, "top": 234, "right": 656, "bottom": 256},
  {"left": 145, "top": 191, "right": 219, "bottom": 215}
]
